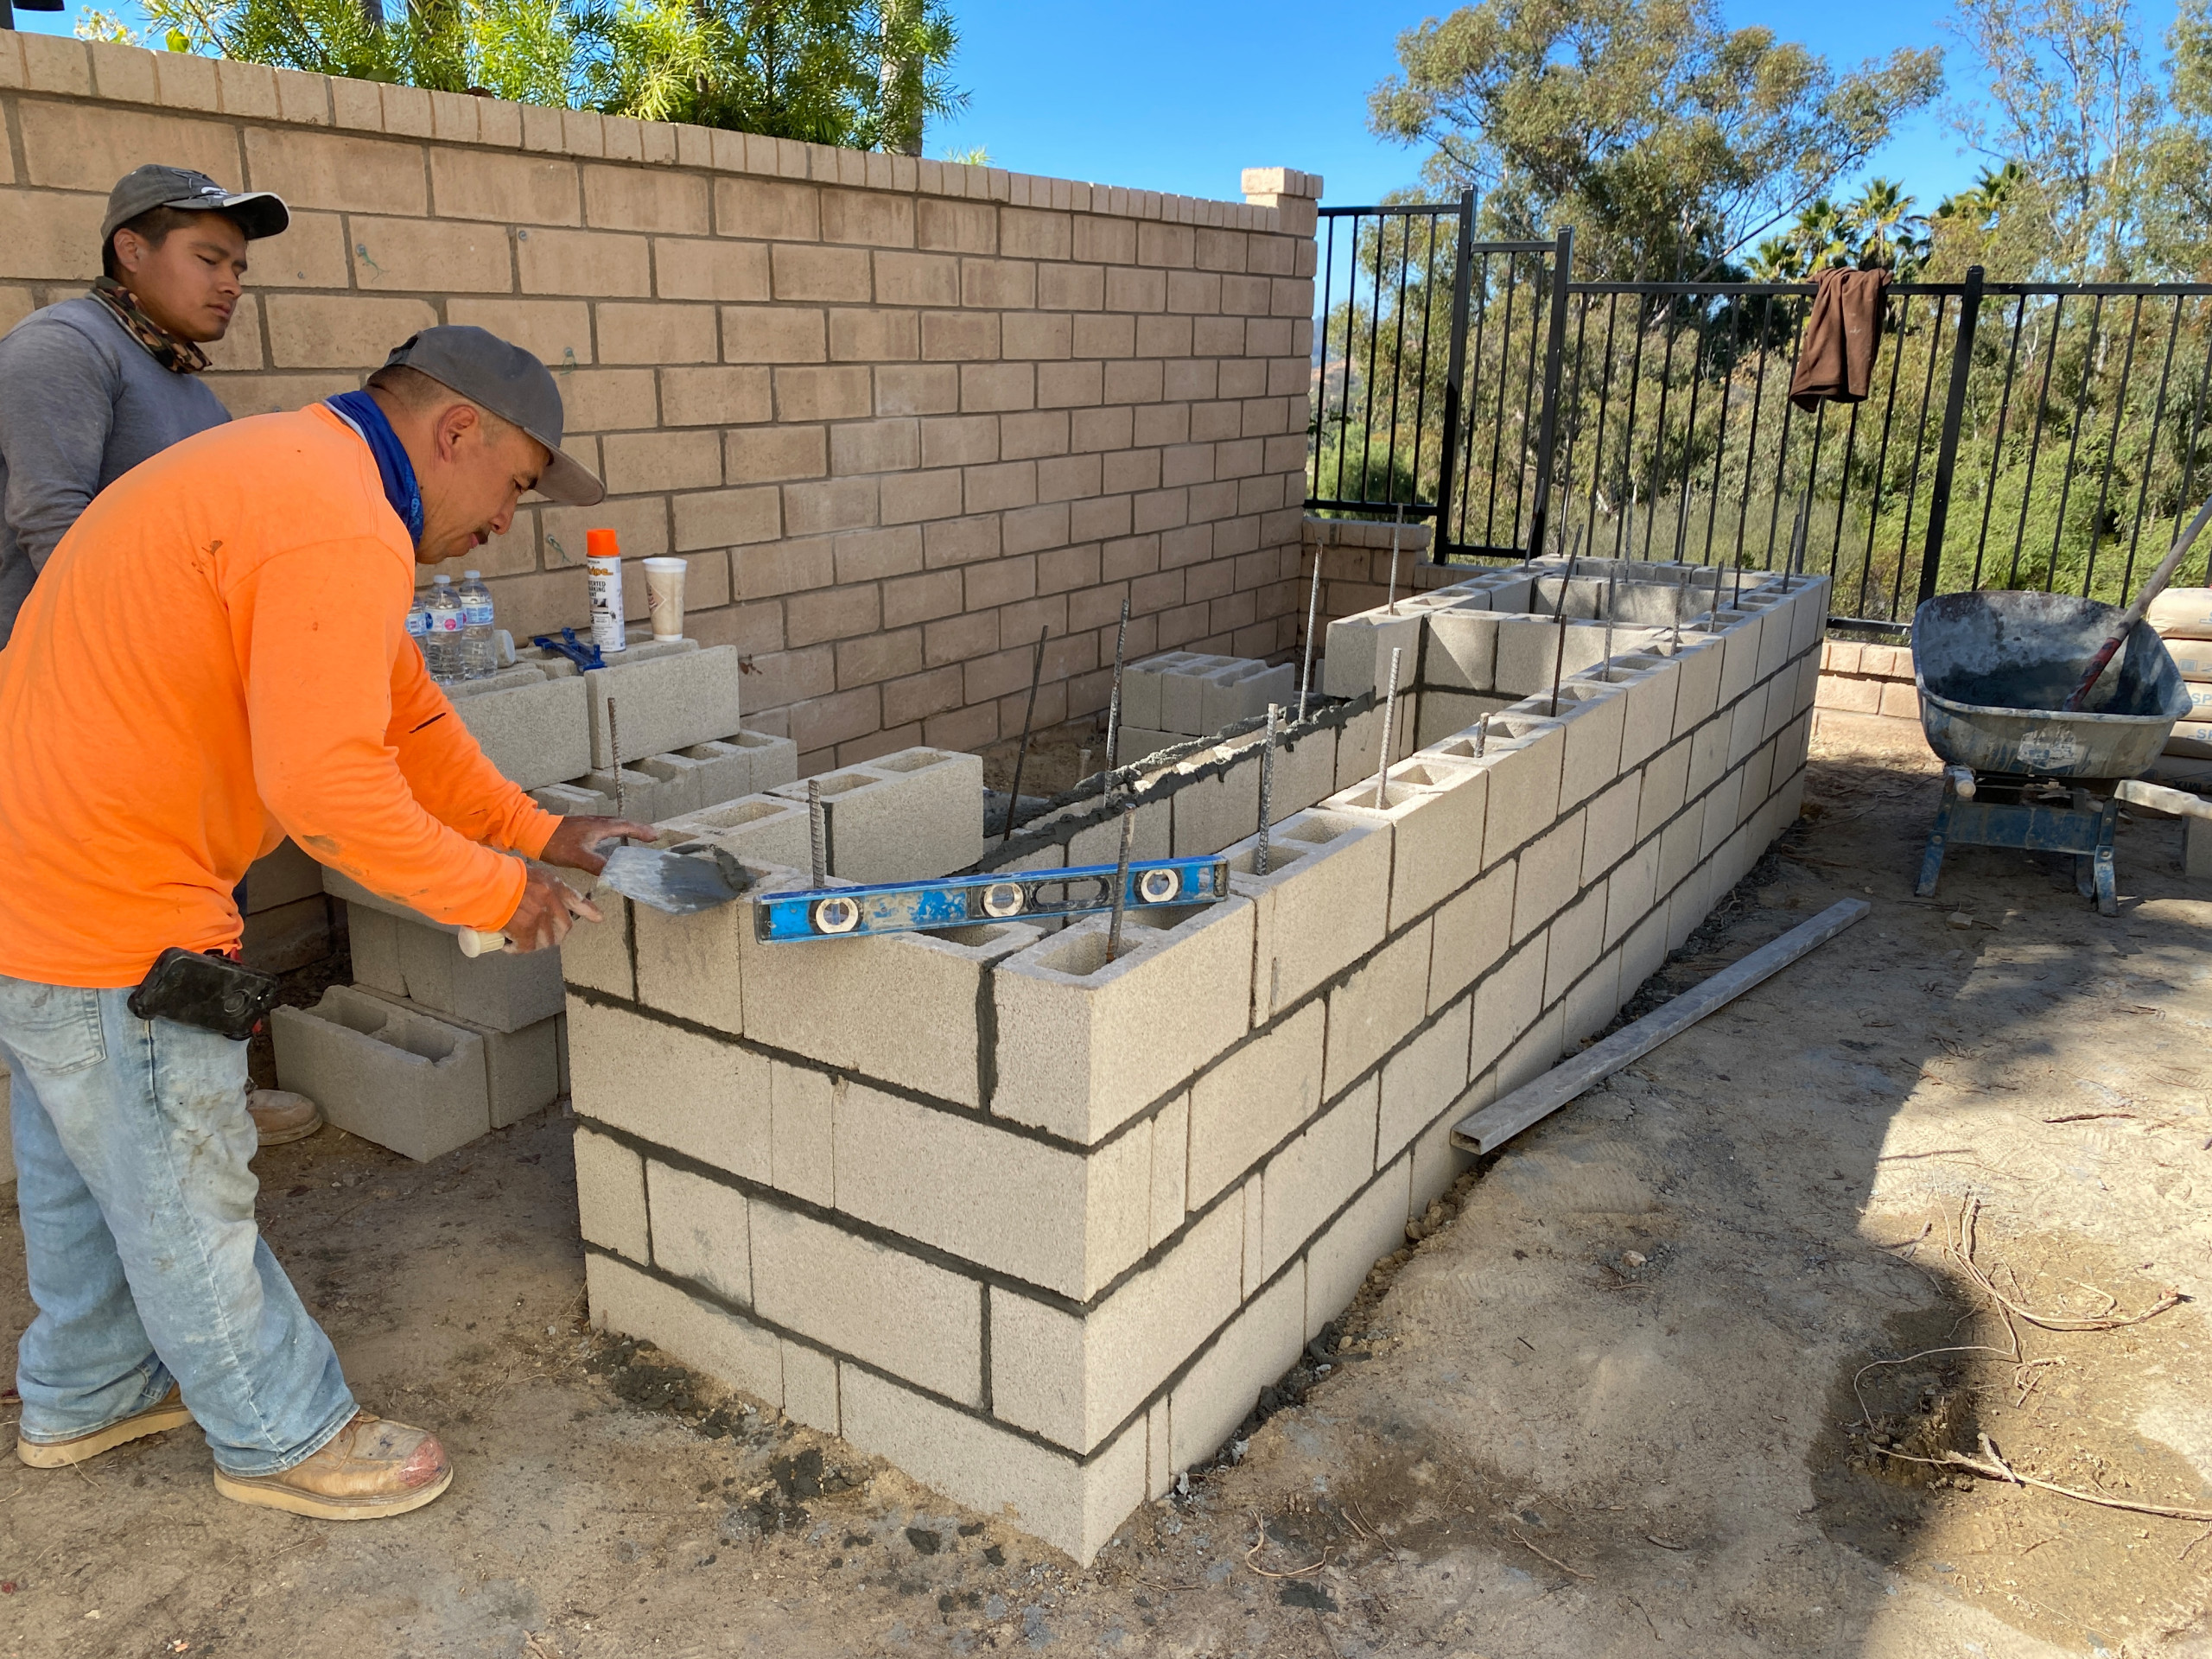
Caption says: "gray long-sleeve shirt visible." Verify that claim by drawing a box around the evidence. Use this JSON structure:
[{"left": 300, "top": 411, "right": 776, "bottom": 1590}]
[{"left": 0, "top": 296, "right": 232, "bottom": 648}]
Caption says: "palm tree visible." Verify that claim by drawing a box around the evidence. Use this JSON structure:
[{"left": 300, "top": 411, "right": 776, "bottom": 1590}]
[{"left": 1846, "top": 177, "right": 1928, "bottom": 273}]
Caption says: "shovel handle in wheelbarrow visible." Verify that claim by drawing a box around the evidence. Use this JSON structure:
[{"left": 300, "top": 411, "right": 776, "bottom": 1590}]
[{"left": 2065, "top": 494, "right": 2212, "bottom": 710}]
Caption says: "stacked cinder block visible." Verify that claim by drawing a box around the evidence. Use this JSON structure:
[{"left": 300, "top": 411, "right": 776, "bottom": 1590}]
[
  {"left": 1118, "top": 652, "right": 1296, "bottom": 759},
  {"left": 565, "top": 556, "right": 1827, "bottom": 1566},
  {"left": 766, "top": 747, "right": 985, "bottom": 881},
  {"left": 274, "top": 881, "right": 572, "bottom": 1162},
  {"left": 239, "top": 836, "right": 339, "bottom": 974}
]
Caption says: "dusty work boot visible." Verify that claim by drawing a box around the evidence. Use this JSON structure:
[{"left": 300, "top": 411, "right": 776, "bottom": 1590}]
[
  {"left": 16, "top": 1386, "right": 195, "bottom": 1468},
  {"left": 247, "top": 1089, "right": 322, "bottom": 1147},
  {"left": 213, "top": 1412, "right": 451, "bottom": 1520}
]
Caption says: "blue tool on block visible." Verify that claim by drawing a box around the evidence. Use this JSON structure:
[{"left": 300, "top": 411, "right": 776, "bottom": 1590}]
[{"left": 753, "top": 856, "right": 1229, "bottom": 942}]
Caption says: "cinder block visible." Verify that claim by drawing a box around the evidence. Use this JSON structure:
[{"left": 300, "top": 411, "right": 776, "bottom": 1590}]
[
  {"left": 1066, "top": 797, "right": 1172, "bottom": 865},
  {"left": 1494, "top": 616, "right": 1619, "bottom": 696},
  {"left": 273, "top": 985, "right": 489, "bottom": 1163},
  {"left": 781, "top": 1341, "right": 840, "bottom": 1436},
  {"left": 1116, "top": 725, "right": 1183, "bottom": 764},
  {"left": 1592, "top": 657, "right": 1680, "bottom": 768},
  {"left": 1687, "top": 714, "right": 1731, "bottom": 800},
  {"left": 630, "top": 752, "right": 717, "bottom": 820},
  {"left": 1500, "top": 1002, "right": 1567, "bottom": 1084},
  {"left": 1323, "top": 755, "right": 1487, "bottom": 929},
  {"left": 1605, "top": 840, "right": 1660, "bottom": 948},
  {"left": 245, "top": 838, "right": 324, "bottom": 914},
  {"left": 1169, "top": 748, "right": 1262, "bottom": 855},
  {"left": 1321, "top": 610, "right": 1421, "bottom": 699},
  {"left": 1259, "top": 1076, "right": 1377, "bottom": 1280},
  {"left": 836, "top": 1078, "right": 1150, "bottom": 1299},
  {"left": 1542, "top": 888, "right": 1606, "bottom": 1004},
  {"left": 1656, "top": 811, "right": 1703, "bottom": 902},
  {"left": 1700, "top": 768, "right": 1745, "bottom": 859},
  {"left": 770, "top": 747, "right": 983, "bottom": 880},
  {"left": 1424, "top": 607, "right": 1498, "bottom": 691},
  {"left": 1414, "top": 690, "right": 1515, "bottom": 748},
  {"left": 1186, "top": 1001, "right": 1325, "bottom": 1209},
  {"left": 518, "top": 633, "right": 696, "bottom": 680},
  {"left": 749, "top": 1199, "right": 985, "bottom": 1406},
  {"left": 1637, "top": 738, "right": 1692, "bottom": 840},
  {"left": 573, "top": 1126, "right": 648, "bottom": 1261},
  {"left": 567, "top": 994, "right": 770, "bottom": 1180},
  {"left": 994, "top": 897, "right": 1255, "bottom": 1144},
  {"left": 353, "top": 985, "right": 562, "bottom": 1128},
  {"left": 1512, "top": 809, "right": 1586, "bottom": 942},
  {"left": 1621, "top": 908, "right": 1669, "bottom": 996},
  {"left": 1713, "top": 613, "right": 1763, "bottom": 708},
  {"left": 734, "top": 729, "right": 799, "bottom": 791},
  {"left": 1323, "top": 919, "right": 1432, "bottom": 1095},
  {"left": 1198, "top": 659, "right": 1294, "bottom": 731},
  {"left": 1581, "top": 774, "right": 1642, "bottom": 883},
  {"left": 531, "top": 781, "right": 616, "bottom": 817},
  {"left": 1728, "top": 682, "right": 1771, "bottom": 767},
  {"left": 584, "top": 1253, "right": 783, "bottom": 1410},
  {"left": 657, "top": 793, "right": 814, "bottom": 871},
  {"left": 442, "top": 664, "right": 550, "bottom": 698},
  {"left": 1224, "top": 808, "right": 1391, "bottom": 1026},
  {"left": 1471, "top": 715, "right": 1565, "bottom": 865},
  {"left": 664, "top": 738, "right": 747, "bottom": 805},
  {"left": 1538, "top": 680, "right": 1628, "bottom": 807},
  {"left": 988, "top": 1202, "right": 1243, "bottom": 1453},
  {"left": 1214, "top": 722, "right": 1337, "bottom": 823},
  {"left": 1427, "top": 861, "right": 1515, "bottom": 1013},
  {"left": 646, "top": 1159, "right": 752, "bottom": 1305},
  {"left": 346, "top": 904, "right": 565, "bottom": 1031},
  {"left": 582, "top": 763, "right": 684, "bottom": 824},
  {"left": 1303, "top": 1158, "right": 1412, "bottom": 1339},
  {"left": 1665, "top": 633, "right": 1726, "bottom": 735},
  {"left": 450, "top": 673, "right": 592, "bottom": 791},
  {"left": 1469, "top": 936, "right": 1544, "bottom": 1080},
  {"left": 585, "top": 643, "right": 741, "bottom": 769},
  {"left": 840, "top": 1364, "right": 1147, "bottom": 1566},
  {"left": 1167, "top": 1263, "right": 1304, "bottom": 1471},
  {"left": 1376, "top": 997, "right": 1471, "bottom": 1166},
  {"left": 1159, "top": 654, "right": 1238, "bottom": 734},
  {"left": 1787, "top": 575, "right": 1831, "bottom": 658},
  {"left": 1121, "top": 653, "right": 1197, "bottom": 732}
]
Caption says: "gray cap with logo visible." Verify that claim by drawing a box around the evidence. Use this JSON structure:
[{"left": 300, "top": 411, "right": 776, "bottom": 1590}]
[
  {"left": 380, "top": 325, "right": 607, "bottom": 506},
  {"left": 102, "top": 164, "right": 290, "bottom": 244}
]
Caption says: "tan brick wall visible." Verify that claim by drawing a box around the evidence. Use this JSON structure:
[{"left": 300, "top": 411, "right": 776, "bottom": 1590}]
[{"left": 0, "top": 35, "right": 1319, "bottom": 770}]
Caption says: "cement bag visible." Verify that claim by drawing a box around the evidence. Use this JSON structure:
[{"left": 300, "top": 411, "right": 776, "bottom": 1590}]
[
  {"left": 2147, "top": 587, "right": 2212, "bottom": 638},
  {"left": 2166, "top": 723, "right": 2212, "bottom": 760},
  {"left": 2189, "top": 684, "right": 2212, "bottom": 721},
  {"left": 2162, "top": 635, "right": 2212, "bottom": 680}
]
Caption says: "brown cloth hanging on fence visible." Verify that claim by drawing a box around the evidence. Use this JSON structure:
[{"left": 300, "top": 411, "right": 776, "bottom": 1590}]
[{"left": 1788, "top": 267, "right": 1891, "bottom": 411}]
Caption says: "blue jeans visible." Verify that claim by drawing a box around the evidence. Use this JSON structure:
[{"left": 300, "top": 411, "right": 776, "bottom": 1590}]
[{"left": 0, "top": 974, "right": 356, "bottom": 1475}]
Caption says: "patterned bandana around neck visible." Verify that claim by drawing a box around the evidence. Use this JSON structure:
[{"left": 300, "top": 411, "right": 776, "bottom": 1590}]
[{"left": 88, "top": 275, "right": 210, "bottom": 375}]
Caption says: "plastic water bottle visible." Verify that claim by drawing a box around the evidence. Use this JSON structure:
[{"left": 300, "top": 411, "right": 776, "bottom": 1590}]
[
  {"left": 424, "top": 575, "right": 463, "bottom": 683},
  {"left": 459, "top": 570, "right": 498, "bottom": 680},
  {"left": 405, "top": 595, "right": 431, "bottom": 664}
]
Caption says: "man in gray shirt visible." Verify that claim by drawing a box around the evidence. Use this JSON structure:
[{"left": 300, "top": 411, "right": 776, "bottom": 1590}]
[
  {"left": 0, "top": 164, "right": 286, "bottom": 646},
  {"left": 0, "top": 164, "right": 321, "bottom": 1148}
]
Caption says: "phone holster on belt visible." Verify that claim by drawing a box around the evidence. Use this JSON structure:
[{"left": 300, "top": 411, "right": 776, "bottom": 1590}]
[{"left": 128, "top": 948, "right": 283, "bottom": 1041}]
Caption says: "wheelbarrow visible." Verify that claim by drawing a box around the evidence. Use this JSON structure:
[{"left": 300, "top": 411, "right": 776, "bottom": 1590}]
[{"left": 1910, "top": 591, "right": 2192, "bottom": 914}]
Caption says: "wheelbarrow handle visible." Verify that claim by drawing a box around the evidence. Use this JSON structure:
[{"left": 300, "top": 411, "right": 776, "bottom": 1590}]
[{"left": 2065, "top": 493, "right": 2212, "bottom": 709}]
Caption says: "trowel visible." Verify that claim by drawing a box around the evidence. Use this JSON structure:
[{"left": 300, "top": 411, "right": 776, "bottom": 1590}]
[{"left": 459, "top": 843, "right": 750, "bottom": 957}]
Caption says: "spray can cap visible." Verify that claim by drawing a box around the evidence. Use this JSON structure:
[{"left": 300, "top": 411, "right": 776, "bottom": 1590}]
[{"left": 586, "top": 529, "right": 620, "bottom": 559}]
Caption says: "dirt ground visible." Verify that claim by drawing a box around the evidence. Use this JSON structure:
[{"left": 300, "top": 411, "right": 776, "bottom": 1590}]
[{"left": 3, "top": 709, "right": 2209, "bottom": 1657}]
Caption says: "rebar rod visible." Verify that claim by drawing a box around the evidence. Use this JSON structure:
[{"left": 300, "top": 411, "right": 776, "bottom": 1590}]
[
  {"left": 1475, "top": 712, "right": 1490, "bottom": 757},
  {"left": 1103, "top": 598, "right": 1129, "bottom": 806},
  {"left": 1255, "top": 702, "right": 1280, "bottom": 876},
  {"left": 1003, "top": 626, "right": 1048, "bottom": 842},
  {"left": 1372, "top": 646, "right": 1403, "bottom": 808},
  {"left": 1298, "top": 552, "right": 1322, "bottom": 721},
  {"left": 807, "top": 778, "right": 826, "bottom": 887},
  {"left": 1386, "top": 505, "right": 1404, "bottom": 614},
  {"left": 1105, "top": 804, "right": 1135, "bottom": 963},
  {"left": 607, "top": 698, "right": 626, "bottom": 823}
]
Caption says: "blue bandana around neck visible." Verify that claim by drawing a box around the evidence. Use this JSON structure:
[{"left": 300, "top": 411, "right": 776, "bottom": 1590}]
[{"left": 324, "top": 390, "right": 425, "bottom": 549}]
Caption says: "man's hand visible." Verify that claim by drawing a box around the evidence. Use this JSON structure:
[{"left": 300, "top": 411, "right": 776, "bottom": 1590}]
[
  {"left": 502, "top": 867, "right": 602, "bottom": 953},
  {"left": 540, "top": 815, "right": 657, "bottom": 876}
]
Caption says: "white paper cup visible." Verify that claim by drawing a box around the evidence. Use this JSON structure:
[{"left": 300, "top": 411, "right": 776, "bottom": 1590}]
[{"left": 644, "top": 556, "right": 689, "bottom": 641}]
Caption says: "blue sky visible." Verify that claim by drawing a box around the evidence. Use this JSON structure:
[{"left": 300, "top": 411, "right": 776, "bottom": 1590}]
[{"left": 14, "top": 0, "right": 2187, "bottom": 221}]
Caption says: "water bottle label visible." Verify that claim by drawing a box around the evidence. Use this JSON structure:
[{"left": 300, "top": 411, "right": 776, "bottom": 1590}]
[
  {"left": 463, "top": 601, "right": 494, "bottom": 626},
  {"left": 406, "top": 611, "right": 429, "bottom": 638},
  {"left": 434, "top": 613, "right": 464, "bottom": 633}
]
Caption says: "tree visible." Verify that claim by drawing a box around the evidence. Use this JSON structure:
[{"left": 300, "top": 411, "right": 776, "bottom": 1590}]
[
  {"left": 1366, "top": 0, "right": 1943, "bottom": 279},
  {"left": 124, "top": 0, "right": 964, "bottom": 149}
]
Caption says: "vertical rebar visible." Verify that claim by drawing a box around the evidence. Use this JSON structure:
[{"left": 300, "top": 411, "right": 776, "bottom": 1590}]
[
  {"left": 1705, "top": 563, "right": 1724, "bottom": 631},
  {"left": 1602, "top": 572, "right": 1616, "bottom": 668},
  {"left": 1103, "top": 598, "right": 1129, "bottom": 806},
  {"left": 1475, "top": 712, "right": 1490, "bottom": 757},
  {"left": 806, "top": 778, "right": 826, "bottom": 887},
  {"left": 1004, "top": 626, "right": 1048, "bottom": 842},
  {"left": 607, "top": 698, "right": 626, "bottom": 823},
  {"left": 1298, "top": 552, "right": 1322, "bottom": 721},
  {"left": 1672, "top": 567, "right": 1689, "bottom": 647},
  {"left": 1386, "top": 505, "right": 1404, "bottom": 613},
  {"left": 1105, "top": 804, "right": 1135, "bottom": 963},
  {"left": 1255, "top": 702, "right": 1280, "bottom": 876},
  {"left": 1371, "top": 646, "right": 1403, "bottom": 809}
]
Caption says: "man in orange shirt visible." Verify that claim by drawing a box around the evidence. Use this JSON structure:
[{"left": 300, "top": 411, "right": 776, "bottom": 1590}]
[{"left": 0, "top": 326, "right": 649, "bottom": 1520}]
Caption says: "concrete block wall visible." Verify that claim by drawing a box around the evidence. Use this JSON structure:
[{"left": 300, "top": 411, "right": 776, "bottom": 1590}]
[
  {"left": 564, "top": 557, "right": 1826, "bottom": 1564},
  {"left": 0, "top": 36, "right": 1321, "bottom": 775},
  {"left": 1815, "top": 639, "right": 1920, "bottom": 724}
]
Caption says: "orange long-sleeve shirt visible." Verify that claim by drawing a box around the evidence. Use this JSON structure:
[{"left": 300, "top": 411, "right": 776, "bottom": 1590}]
[{"left": 0, "top": 403, "right": 559, "bottom": 988}]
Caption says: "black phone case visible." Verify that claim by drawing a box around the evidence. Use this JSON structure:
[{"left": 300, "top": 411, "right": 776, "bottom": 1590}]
[{"left": 127, "top": 948, "right": 283, "bottom": 1041}]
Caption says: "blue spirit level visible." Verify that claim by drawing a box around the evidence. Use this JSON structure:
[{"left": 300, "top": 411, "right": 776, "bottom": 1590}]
[{"left": 753, "top": 855, "right": 1230, "bottom": 942}]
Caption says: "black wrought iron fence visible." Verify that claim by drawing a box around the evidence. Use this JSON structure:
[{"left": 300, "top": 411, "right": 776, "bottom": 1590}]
[{"left": 1309, "top": 200, "right": 2212, "bottom": 629}]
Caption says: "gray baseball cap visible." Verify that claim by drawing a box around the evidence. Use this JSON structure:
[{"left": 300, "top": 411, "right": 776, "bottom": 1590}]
[
  {"left": 102, "top": 164, "right": 289, "bottom": 244},
  {"left": 381, "top": 326, "right": 605, "bottom": 506}
]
